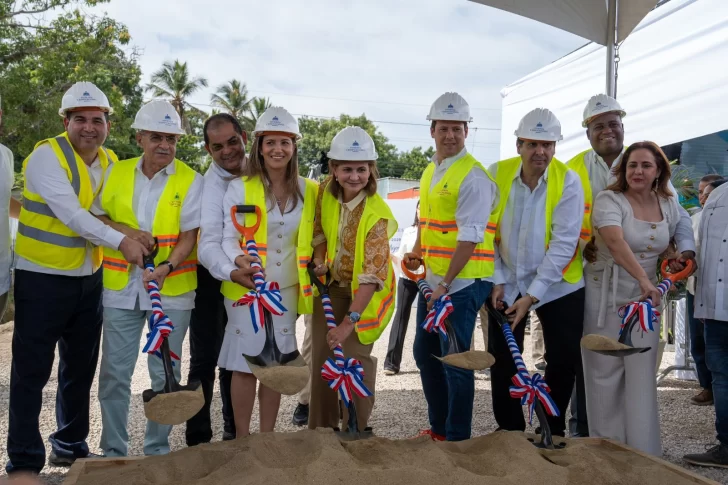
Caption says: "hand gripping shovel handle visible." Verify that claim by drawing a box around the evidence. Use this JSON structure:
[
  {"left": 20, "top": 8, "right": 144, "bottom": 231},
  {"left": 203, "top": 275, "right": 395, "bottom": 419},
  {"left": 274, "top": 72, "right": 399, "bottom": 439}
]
[
  {"left": 485, "top": 298, "right": 558, "bottom": 450},
  {"left": 230, "top": 205, "right": 266, "bottom": 288}
]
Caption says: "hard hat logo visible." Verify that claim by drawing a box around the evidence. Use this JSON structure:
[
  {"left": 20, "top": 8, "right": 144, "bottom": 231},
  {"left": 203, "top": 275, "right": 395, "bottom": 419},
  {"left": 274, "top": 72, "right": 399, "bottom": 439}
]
[
  {"left": 347, "top": 141, "right": 363, "bottom": 153},
  {"left": 267, "top": 116, "right": 285, "bottom": 128}
]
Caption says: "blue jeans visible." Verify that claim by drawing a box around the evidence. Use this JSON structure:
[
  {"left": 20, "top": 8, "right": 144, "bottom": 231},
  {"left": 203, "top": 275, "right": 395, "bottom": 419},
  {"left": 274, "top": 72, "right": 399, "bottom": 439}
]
[
  {"left": 688, "top": 292, "right": 712, "bottom": 389},
  {"left": 704, "top": 319, "right": 728, "bottom": 445},
  {"left": 413, "top": 279, "right": 492, "bottom": 441}
]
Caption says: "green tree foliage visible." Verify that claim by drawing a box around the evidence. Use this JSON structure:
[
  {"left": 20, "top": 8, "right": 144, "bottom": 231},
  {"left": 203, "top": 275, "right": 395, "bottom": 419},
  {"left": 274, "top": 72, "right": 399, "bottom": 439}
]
[
  {"left": 0, "top": 0, "right": 143, "bottom": 169},
  {"left": 400, "top": 146, "right": 435, "bottom": 180},
  {"left": 210, "top": 79, "right": 250, "bottom": 125},
  {"left": 297, "top": 114, "right": 400, "bottom": 177},
  {"left": 241, "top": 96, "right": 272, "bottom": 134},
  {"left": 145, "top": 60, "right": 208, "bottom": 135}
]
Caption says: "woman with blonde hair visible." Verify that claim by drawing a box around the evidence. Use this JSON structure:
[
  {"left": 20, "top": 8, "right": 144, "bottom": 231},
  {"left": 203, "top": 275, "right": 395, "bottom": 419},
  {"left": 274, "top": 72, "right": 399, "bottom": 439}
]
[
  {"left": 308, "top": 126, "right": 397, "bottom": 435},
  {"left": 582, "top": 141, "right": 695, "bottom": 455},
  {"left": 219, "top": 106, "right": 317, "bottom": 437}
]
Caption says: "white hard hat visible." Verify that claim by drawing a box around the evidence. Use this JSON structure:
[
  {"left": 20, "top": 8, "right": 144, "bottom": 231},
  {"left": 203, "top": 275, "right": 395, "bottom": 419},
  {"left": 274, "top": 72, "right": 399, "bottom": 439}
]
[
  {"left": 131, "top": 100, "right": 185, "bottom": 135},
  {"left": 582, "top": 94, "right": 626, "bottom": 127},
  {"left": 514, "top": 108, "right": 563, "bottom": 142},
  {"left": 252, "top": 106, "right": 301, "bottom": 139},
  {"left": 58, "top": 82, "right": 113, "bottom": 117},
  {"left": 426, "top": 92, "right": 472, "bottom": 122},
  {"left": 327, "top": 126, "right": 378, "bottom": 161}
]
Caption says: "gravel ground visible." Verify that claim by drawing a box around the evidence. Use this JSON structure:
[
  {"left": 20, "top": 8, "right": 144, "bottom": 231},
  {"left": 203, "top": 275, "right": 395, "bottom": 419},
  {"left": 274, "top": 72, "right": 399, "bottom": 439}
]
[{"left": 0, "top": 311, "right": 726, "bottom": 484}]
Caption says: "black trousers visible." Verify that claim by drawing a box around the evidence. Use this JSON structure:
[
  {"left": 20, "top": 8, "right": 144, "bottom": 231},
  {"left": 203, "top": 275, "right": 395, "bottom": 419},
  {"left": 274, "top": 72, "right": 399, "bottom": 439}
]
[
  {"left": 6, "top": 269, "right": 103, "bottom": 474},
  {"left": 185, "top": 266, "right": 235, "bottom": 445},
  {"left": 489, "top": 288, "right": 585, "bottom": 436},
  {"left": 384, "top": 278, "right": 419, "bottom": 372}
]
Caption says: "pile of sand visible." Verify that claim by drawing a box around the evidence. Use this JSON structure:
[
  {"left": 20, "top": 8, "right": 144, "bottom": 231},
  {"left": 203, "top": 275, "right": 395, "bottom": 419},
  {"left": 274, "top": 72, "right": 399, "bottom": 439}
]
[{"left": 70, "top": 429, "right": 705, "bottom": 485}]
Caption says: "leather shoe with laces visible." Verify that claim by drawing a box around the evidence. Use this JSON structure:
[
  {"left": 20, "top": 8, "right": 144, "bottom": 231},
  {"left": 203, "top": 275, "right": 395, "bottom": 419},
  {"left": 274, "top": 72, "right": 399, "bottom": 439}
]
[
  {"left": 690, "top": 389, "right": 714, "bottom": 406},
  {"left": 684, "top": 444, "right": 728, "bottom": 468}
]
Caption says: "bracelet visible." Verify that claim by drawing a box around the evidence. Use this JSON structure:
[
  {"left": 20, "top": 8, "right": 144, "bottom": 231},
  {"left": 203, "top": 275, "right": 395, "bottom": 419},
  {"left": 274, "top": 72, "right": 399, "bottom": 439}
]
[{"left": 438, "top": 281, "right": 451, "bottom": 293}]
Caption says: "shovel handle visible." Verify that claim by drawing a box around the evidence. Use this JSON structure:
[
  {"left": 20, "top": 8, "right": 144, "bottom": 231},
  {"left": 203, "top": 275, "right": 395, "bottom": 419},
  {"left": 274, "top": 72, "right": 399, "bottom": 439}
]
[
  {"left": 143, "top": 238, "right": 160, "bottom": 268},
  {"left": 660, "top": 258, "right": 694, "bottom": 284},
  {"left": 230, "top": 205, "right": 262, "bottom": 240},
  {"left": 399, "top": 257, "right": 426, "bottom": 282},
  {"left": 306, "top": 262, "right": 331, "bottom": 295}
]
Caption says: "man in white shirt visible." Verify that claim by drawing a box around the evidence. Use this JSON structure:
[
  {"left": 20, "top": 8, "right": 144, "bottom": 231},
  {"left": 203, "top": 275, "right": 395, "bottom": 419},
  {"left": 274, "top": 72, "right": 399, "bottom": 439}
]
[
  {"left": 686, "top": 174, "right": 725, "bottom": 407},
  {"left": 93, "top": 101, "right": 202, "bottom": 457},
  {"left": 683, "top": 180, "right": 728, "bottom": 468},
  {"left": 568, "top": 95, "right": 697, "bottom": 436},
  {"left": 6, "top": 82, "right": 147, "bottom": 475},
  {"left": 0, "top": 102, "right": 21, "bottom": 321},
  {"left": 185, "top": 113, "right": 253, "bottom": 445},
  {"left": 403, "top": 92, "right": 498, "bottom": 442},
  {"left": 489, "top": 108, "right": 585, "bottom": 437}
]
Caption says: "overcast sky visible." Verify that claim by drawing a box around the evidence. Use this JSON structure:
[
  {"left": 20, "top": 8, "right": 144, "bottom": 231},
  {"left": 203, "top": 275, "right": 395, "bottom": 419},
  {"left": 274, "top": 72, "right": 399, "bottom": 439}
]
[{"left": 88, "top": 0, "right": 585, "bottom": 166}]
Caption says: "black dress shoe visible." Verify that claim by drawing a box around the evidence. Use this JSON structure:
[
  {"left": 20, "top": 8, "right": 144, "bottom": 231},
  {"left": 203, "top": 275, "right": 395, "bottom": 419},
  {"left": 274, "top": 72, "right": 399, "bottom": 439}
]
[
  {"left": 49, "top": 451, "right": 103, "bottom": 467},
  {"left": 292, "top": 403, "right": 309, "bottom": 426},
  {"left": 684, "top": 444, "right": 728, "bottom": 468},
  {"left": 222, "top": 430, "right": 236, "bottom": 441}
]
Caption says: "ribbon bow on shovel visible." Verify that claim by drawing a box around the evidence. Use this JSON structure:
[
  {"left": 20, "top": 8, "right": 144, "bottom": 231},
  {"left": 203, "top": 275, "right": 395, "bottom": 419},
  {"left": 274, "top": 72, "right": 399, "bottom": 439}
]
[
  {"left": 141, "top": 241, "right": 179, "bottom": 362},
  {"left": 307, "top": 263, "right": 371, "bottom": 440}
]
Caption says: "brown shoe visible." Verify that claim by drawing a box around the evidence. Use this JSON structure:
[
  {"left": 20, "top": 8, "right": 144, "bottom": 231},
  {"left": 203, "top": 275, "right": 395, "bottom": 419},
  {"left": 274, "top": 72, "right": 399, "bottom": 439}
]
[{"left": 691, "top": 389, "right": 714, "bottom": 406}]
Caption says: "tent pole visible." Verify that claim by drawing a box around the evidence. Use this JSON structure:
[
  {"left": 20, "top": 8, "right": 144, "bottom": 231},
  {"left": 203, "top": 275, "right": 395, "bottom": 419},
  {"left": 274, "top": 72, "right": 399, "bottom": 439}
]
[{"left": 606, "top": 0, "right": 619, "bottom": 98}]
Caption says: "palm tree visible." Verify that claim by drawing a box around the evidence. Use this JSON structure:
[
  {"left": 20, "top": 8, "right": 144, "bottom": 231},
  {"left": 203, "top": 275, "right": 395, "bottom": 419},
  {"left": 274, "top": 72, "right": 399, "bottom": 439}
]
[
  {"left": 145, "top": 60, "right": 208, "bottom": 134},
  {"left": 210, "top": 80, "right": 251, "bottom": 123},
  {"left": 242, "top": 96, "right": 272, "bottom": 133}
]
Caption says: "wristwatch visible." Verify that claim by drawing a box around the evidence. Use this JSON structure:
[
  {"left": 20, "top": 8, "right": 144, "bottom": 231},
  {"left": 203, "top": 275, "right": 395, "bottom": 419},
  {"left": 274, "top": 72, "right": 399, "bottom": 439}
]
[
  {"left": 526, "top": 293, "right": 540, "bottom": 306},
  {"left": 347, "top": 311, "right": 361, "bottom": 325},
  {"left": 438, "top": 281, "right": 452, "bottom": 293},
  {"left": 158, "top": 260, "right": 175, "bottom": 274}
]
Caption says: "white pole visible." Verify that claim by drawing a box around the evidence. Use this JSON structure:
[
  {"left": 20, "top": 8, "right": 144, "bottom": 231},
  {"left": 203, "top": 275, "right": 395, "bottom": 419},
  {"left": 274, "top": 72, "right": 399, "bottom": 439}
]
[{"left": 606, "top": 0, "right": 619, "bottom": 98}]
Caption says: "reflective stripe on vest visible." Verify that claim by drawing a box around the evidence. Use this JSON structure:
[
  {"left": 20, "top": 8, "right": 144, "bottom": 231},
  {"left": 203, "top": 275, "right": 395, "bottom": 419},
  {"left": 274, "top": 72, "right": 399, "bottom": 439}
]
[
  {"left": 320, "top": 183, "right": 398, "bottom": 345},
  {"left": 419, "top": 152, "right": 498, "bottom": 278},
  {"left": 101, "top": 157, "right": 198, "bottom": 296},
  {"left": 15, "top": 133, "right": 114, "bottom": 270},
  {"left": 566, "top": 150, "right": 594, "bottom": 242},
  {"left": 493, "top": 156, "right": 583, "bottom": 284},
  {"left": 220, "top": 176, "right": 317, "bottom": 314}
]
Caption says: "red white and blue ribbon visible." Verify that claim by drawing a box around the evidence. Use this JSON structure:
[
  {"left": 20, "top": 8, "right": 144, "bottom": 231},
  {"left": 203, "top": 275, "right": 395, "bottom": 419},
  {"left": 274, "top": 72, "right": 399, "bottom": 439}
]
[
  {"left": 618, "top": 278, "right": 671, "bottom": 335},
  {"left": 319, "top": 291, "right": 371, "bottom": 406},
  {"left": 501, "top": 319, "right": 559, "bottom": 424},
  {"left": 232, "top": 238, "right": 287, "bottom": 333},
  {"left": 416, "top": 278, "right": 452, "bottom": 340},
  {"left": 142, "top": 262, "right": 180, "bottom": 363}
]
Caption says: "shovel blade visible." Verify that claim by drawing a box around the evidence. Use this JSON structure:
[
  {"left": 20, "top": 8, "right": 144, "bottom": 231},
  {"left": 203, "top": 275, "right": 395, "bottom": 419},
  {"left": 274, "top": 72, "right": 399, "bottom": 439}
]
[
  {"left": 581, "top": 334, "right": 650, "bottom": 357},
  {"left": 435, "top": 351, "right": 496, "bottom": 370},
  {"left": 142, "top": 381, "right": 204, "bottom": 425}
]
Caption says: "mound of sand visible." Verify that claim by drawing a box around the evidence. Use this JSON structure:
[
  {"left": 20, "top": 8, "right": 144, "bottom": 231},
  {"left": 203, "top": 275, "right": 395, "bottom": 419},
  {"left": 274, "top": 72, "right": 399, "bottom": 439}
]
[{"left": 70, "top": 429, "right": 704, "bottom": 485}]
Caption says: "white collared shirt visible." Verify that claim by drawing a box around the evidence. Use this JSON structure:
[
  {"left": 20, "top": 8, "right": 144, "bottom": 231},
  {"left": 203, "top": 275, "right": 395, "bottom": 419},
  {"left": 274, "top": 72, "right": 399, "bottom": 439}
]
[
  {"left": 93, "top": 157, "right": 203, "bottom": 310},
  {"left": 583, "top": 148, "right": 695, "bottom": 254},
  {"left": 423, "top": 147, "right": 498, "bottom": 294},
  {"left": 198, "top": 162, "right": 240, "bottom": 282},
  {"left": 0, "top": 143, "right": 14, "bottom": 294},
  {"left": 221, "top": 177, "right": 306, "bottom": 290},
  {"left": 16, "top": 144, "right": 125, "bottom": 277},
  {"left": 695, "top": 183, "right": 728, "bottom": 321},
  {"left": 490, "top": 160, "right": 585, "bottom": 308}
]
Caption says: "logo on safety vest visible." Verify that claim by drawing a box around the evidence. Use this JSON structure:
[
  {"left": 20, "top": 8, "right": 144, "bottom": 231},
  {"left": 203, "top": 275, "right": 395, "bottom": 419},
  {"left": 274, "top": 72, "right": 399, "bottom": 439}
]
[
  {"left": 438, "top": 182, "right": 451, "bottom": 197},
  {"left": 169, "top": 192, "right": 182, "bottom": 208}
]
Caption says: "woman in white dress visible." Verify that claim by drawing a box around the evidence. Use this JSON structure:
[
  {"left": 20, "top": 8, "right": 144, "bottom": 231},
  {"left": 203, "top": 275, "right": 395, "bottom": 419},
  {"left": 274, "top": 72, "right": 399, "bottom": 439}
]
[
  {"left": 583, "top": 141, "right": 691, "bottom": 455},
  {"left": 219, "top": 107, "right": 317, "bottom": 437}
]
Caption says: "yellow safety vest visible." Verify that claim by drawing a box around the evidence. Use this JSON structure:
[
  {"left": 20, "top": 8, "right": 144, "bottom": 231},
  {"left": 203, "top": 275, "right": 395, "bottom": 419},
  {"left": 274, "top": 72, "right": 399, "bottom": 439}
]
[
  {"left": 492, "top": 156, "right": 583, "bottom": 284},
  {"left": 16, "top": 133, "right": 116, "bottom": 271},
  {"left": 419, "top": 152, "right": 498, "bottom": 278},
  {"left": 321, "top": 183, "right": 398, "bottom": 345},
  {"left": 220, "top": 176, "right": 318, "bottom": 314},
  {"left": 566, "top": 149, "right": 594, "bottom": 242},
  {"left": 101, "top": 157, "right": 198, "bottom": 296}
]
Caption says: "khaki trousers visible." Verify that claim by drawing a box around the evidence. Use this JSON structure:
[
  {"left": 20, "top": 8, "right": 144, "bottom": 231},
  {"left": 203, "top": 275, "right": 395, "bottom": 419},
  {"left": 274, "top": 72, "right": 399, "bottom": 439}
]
[{"left": 308, "top": 284, "right": 376, "bottom": 431}]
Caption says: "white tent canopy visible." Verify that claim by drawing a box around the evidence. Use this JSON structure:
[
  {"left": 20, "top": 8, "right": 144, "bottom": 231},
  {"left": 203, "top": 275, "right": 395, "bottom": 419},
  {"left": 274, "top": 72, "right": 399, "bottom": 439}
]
[
  {"left": 469, "top": 0, "right": 658, "bottom": 44},
  {"left": 495, "top": 0, "right": 728, "bottom": 162}
]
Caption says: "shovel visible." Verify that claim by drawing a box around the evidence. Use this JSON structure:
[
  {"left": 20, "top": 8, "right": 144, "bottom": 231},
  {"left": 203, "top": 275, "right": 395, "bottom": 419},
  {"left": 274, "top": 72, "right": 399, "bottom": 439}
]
[
  {"left": 400, "top": 259, "right": 495, "bottom": 371},
  {"left": 141, "top": 239, "right": 204, "bottom": 425},
  {"left": 230, "top": 204, "right": 308, "bottom": 396},
  {"left": 484, "top": 298, "right": 561, "bottom": 450},
  {"left": 307, "top": 262, "right": 372, "bottom": 441},
  {"left": 581, "top": 259, "right": 694, "bottom": 357}
]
